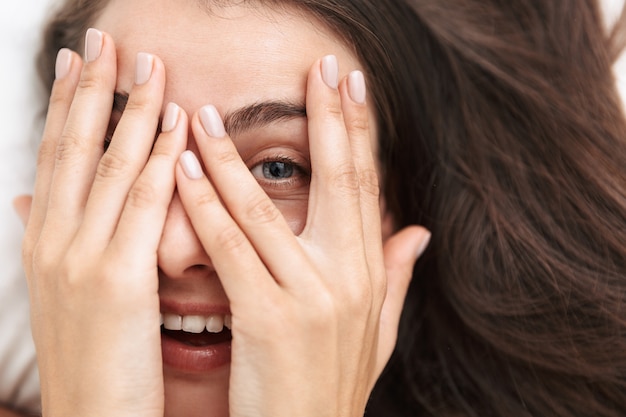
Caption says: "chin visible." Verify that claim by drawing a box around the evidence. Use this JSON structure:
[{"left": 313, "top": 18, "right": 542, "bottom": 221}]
[{"left": 164, "top": 365, "right": 231, "bottom": 417}]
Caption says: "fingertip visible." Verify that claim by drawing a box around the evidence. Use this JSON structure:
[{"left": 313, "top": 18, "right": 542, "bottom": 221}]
[
  {"left": 347, "top": 70, "right": 366, "bottom": 105},
  {"left": 161, "top": 102, "right": 181, "bottom": 133},
  {"left": 199, "top": 105, "right": 226, "bottom": 138},
  {"left": 384, "top": 225, "right": 431, "bottom": 269},
  {"left": 178, "top": 150, "right": 204, "bottom": 180},
  {"left": 321, "top": 54, "right": 339, "bottom": 89},
  {"left": 414, "top": 227, "right": 432, "bottom": 259},
  {"left": 12, "top": 195, "right": 33, "bottom": 227}
]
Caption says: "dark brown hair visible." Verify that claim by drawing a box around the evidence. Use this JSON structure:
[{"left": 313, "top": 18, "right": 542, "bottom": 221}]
[
  {"left": 370, "top": 1, "right": 626, "bottom": 417},
  {"left": 37, "top": 1, "right": 626, "bottom": 416}
]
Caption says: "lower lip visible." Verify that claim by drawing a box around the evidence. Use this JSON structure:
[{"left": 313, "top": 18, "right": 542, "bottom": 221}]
[{"left": 161, "top": 333, "right": 231, "bottom": 373}]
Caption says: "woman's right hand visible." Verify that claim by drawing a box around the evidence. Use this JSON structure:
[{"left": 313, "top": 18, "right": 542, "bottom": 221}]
[{"left": 16, "top": 29, "right": 186, "bottom": 417}]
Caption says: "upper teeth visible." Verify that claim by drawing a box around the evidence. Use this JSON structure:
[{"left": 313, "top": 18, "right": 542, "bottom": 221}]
[{"left": 161, "top": 313, "right": 232, "bottom": 333}]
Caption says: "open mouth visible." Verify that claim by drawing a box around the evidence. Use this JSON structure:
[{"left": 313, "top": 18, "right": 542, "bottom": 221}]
[
  {"left": 161, "top": 327, "right": 232, "bottom": 347},
  {"left": 160, "top": 313, "right": 233, "bottom": 348}
]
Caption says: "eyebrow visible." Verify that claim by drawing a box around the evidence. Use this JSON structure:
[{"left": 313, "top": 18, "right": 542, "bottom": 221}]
[{"left": 112, "top": 92, "right": 306, "bottom": 136}]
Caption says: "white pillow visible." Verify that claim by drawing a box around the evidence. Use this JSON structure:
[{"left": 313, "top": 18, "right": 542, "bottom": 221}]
[
  {"left": 0, "top": 0, "right": 623, "bottom": 415},
  {"left": 0, "top": 0, "right": 57, "bottom": 413}
]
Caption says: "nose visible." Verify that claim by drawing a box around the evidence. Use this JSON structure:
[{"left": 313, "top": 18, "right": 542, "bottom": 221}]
[{"left": 157, "top": 191, "right": 213, "bottom": 279}]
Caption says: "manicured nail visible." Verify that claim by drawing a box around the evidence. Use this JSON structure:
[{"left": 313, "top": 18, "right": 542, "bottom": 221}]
[
  {"left": 161, "top": 102, "right": 180, "bottom": 133},
  {"left": 415, "top": 231, "right": 432, "bottom": 258},
  {"left": 348, "top": 70, "right": 366, "bottom": 104},
  {"left": 199, "top": 105, "right": 226, "bottom": 138},
  {"left": 180, "top": 150, "right": 203, "bottom": 180},
  {"left": 321, "top": 55, "right": 338, "bottom": 89},
  {"left": 135, "top": 53, "right": 154, "bottom": 85},
  {"left": 55, "top": 48, "right": 73, "bottom": 80},
  {"left": 85, "top": 28, "right": 103, "bottom": 63}
]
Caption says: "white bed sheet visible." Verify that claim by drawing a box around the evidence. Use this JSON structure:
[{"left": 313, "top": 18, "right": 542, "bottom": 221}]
[
  {"left": 0, "top": 0, "right": 624, "bottom": 414},
  {"left": 0, "top": 0, "right": 58, "bottom": 413}
]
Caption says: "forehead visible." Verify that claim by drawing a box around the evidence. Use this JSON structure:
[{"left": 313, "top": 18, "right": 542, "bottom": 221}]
[{"left": 93, "top": 0, "right": 362, "bottom": 114}]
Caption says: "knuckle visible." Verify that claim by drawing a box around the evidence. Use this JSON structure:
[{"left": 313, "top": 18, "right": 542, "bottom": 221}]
[
  {"left": 372, "top": 276, "right": 387, "bottom": 309},
  {"left": 323, "top": 101, "right": 344, "bottom": 120},
  {"left": 31, "top": 242, "right": 58, "bottom": 277},
  {"left": 55, "top": 130, "right": 88, "bottom": 164},
  {"left": 213, "top": 148, "right": 240, "bottom": 166},
  {"left": 126, "top": 180, "right": 159, "bottom": 210},
  {"left": 96, "top": 150, "right": 131, "bottom": 180},
  {"left": 36, "top": 138, "right": 58, "bottom": 170},
  {"left": 122, "top": 98, "right": 151, "bottom": 114},
  {"left": 193, "top": 188, "right": 220, "bottom": 208},
  {"left": 76, "top": 74, "right": 102, "bottom": 93},
  {"left": 76, "top": 66, "right": 112, "bottom": 94},
  {"left": 21, "top": 239, "right": 36, "bottom": 271},
  {"left": 329, "top": 164, "right": 360, "bottom": 195},
  {"left": 48, "top": 83, "right": 75, "bottom": 108},
  {"left": 244, "top": 196, "right": 280, "bottom": 224},
  {"left": 345, "top": 279, "right": 373, "bottom": 309},
  {"left": 306, "top": 291, "right": 338, "bottom": 327},
  {"left": 214, "top": 225, "right": 248, "bottom": 253},
  {"left": 358, "top": 167, "right": 381, "bottom": 199},
  {"left": 348, "top": 112, "right": 370, "bottom": 135}
]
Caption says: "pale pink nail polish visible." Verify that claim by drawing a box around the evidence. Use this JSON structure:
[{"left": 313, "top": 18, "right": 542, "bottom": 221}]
[
  {"left": 199, "top": 105, "right": 226, "bottom": 138},
  {"left": 55, "top": 48, "right": 73, "bottom": 80},
  {"left": 85, "top": 28, "right": 103, "bottom": 63},
  {"left": 348, "top": 70, "right": 366, "bottom": 104},
  {"left": 161, "top": 103, "right": 180, "bottom": 133},
  {"left": 135, "top": 53, "right": 154, "bottom": 85},
  {"left": 415, "top": 231, "right": 432, "bottom": 258},
  {"left": 180, "top": 151, "right": 203, "bottom": 180},
  {"left": 321, "top": 55, "right": 339, "bottom": 89}
]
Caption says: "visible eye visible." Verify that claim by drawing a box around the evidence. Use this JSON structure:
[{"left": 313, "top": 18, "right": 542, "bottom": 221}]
[
  {"left": 249, "top": 155, "right": 310, "bottom": 190},
  {"left": 254, "top": 160, "right": 294, "bottom": 180}
]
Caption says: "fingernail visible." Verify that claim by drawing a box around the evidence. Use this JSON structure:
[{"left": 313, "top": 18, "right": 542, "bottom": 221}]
[
  {"left": 321, "top": 55, "right": 338, "bottom": 89},
  {"left": 180, "top": 150, "right": 203, "bottom": 180},
  {"left": 199, "top": 105, "right": 226, "bottom": 138},
  {"left": 135, "top": 52, "right": 154, "bottom": 85},
  {"left": 161, "top": 102, "right": 180, "bottom": 133},
  {"left": 416, "top": 231, "right": 432, "bottom": 258},
  {"left": 348, "top": 70, "right": 366, "bottom": 104},
  {"left": 55, "top": 48, "right": 73, "bottom": 80},
  {"left": 85, "top": 28, "right": 103, "bottom": 63}
]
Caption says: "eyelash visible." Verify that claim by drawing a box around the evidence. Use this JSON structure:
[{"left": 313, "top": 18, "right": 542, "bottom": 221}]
[
  {"left": 249, "top": 154, "right": 310, "bottom": 190},
  {"left": 103, "top": 123, "right": 309, "bottom": 191}
]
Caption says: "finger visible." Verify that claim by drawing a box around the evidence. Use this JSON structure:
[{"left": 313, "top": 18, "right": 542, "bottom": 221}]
[
  {"left": 303, "top": 55, "right": 363, "bottom": 246},
  {"left": 43, "top": 29, "right": 117, "bottom": 241},
  {"left": 337, "top": 70, "right": 386, "bottom": 295},
  {"left": 339, "top": 71, "right": 380, "bottom": 248},
  {"left": 79, "top": 53, "right": 166, "bottom": 245},
  {"left": 175, "top": 149, "right": 277, "bottom": 307},
  {"left": 375, "top": 226, "right": 431, "bottom": 376},
  {"left": 13, "top": 195, "right": 33, "bottom": 227},
  {"left": 185, "top": 106, "right": 311, "bottom": 290},
  {"left": 27, "top": 49, "right": 82, "bottom": 237},
  {"left": 110, "top": 103, "right": 187, "bottom": 271}
]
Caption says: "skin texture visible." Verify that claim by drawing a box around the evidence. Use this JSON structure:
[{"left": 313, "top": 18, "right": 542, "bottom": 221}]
[{"left": 15, "top": 1, "right": 430, "bottom": 417}]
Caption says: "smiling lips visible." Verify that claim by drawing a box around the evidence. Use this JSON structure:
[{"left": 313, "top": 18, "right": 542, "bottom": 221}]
[{"left": 160, "top": 312, "right": 233, "bottom": 372}]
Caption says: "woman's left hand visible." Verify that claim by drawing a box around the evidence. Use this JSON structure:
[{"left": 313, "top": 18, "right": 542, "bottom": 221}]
[{"left": 175, "top": 55, "right": 430, "bottom": 417}]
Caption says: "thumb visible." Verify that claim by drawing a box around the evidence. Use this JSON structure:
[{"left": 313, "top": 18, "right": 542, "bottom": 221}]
[
  {"left": 13, "top": 195, "right": 33, "bottom": 227},
  {"left": 375, "top": 225, "right": 431, "bottom": 376}
]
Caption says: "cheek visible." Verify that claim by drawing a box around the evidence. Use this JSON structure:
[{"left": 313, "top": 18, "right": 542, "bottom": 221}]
[{"left": 274, "top": 198, "right": 308, "bottom": 235}]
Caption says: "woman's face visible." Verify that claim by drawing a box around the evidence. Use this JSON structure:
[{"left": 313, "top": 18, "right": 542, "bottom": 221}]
[{"left": 93, "top": 1, "right": 381, "bottom": 415}]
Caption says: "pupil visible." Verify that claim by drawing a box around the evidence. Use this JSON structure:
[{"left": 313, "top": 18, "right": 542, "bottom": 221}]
[{"left": 264, "top": 162, "right": 293, "bottom": 179}]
